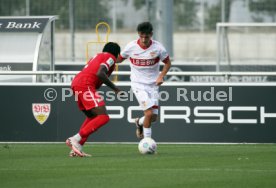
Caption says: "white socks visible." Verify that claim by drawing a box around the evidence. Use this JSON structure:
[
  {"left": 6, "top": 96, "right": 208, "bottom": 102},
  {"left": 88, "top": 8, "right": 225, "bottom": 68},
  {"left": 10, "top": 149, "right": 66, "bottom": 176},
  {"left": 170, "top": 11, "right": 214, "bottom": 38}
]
[
  {"left": 73, "top": 133, "right": 82, "bottom": 142},
  {"left": 143, "top": 127, "right": 152, "bottom": 138},
  {"left": 138, "top": 116, "right": 145, "bottom": 126},
  {"left": 139, "top": 116, "right": 153, "bottom": 138}
]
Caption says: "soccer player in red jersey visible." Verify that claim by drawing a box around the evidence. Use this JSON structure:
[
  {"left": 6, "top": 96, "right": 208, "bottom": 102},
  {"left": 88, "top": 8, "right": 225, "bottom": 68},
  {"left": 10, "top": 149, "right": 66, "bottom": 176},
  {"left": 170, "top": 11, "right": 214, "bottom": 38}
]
[
  {"left": 118, "top": 22, "right": 171, "bottom": 139},
  {"left": 66, "top": 42, "right": 121, "bottom": 157}
]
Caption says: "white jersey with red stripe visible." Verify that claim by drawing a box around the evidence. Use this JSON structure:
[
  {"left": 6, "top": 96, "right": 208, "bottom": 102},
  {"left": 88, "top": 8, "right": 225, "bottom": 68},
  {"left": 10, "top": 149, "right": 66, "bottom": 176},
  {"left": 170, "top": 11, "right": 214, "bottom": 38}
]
[{"left": 120, "top": 39, "right": 170, "bottom": 84}]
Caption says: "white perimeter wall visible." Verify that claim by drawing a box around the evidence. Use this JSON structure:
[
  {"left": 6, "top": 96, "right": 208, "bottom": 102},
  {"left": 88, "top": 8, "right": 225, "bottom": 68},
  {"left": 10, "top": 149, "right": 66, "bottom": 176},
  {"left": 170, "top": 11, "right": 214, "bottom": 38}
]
[{"left": 55, "top": 32, "right": 276, "bottom": 64}]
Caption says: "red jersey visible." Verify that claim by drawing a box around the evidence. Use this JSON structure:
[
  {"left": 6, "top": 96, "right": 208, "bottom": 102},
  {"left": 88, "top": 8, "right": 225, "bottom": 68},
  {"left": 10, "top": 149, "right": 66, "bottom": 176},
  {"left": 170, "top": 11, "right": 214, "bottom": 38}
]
[{"left": 72, "top": 52, "right": 116, "bottom": 89}]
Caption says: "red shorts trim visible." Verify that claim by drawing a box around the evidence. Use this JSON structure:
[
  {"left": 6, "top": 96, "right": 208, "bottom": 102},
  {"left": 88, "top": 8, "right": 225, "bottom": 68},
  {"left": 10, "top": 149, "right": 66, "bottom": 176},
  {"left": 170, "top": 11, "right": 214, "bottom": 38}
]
[{"left": 72, "top": 86, "right": 105, "bottom": 111}]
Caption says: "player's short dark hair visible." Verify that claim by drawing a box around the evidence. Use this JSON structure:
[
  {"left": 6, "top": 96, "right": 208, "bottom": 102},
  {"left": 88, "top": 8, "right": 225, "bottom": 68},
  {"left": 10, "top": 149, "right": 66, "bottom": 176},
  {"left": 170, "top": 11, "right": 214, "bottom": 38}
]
[
  {"left": 102, "top": 42, "right": 121, "bottom": 58},
  {"left": 137, "top": 22, "right": 153, "bottom": 34}
]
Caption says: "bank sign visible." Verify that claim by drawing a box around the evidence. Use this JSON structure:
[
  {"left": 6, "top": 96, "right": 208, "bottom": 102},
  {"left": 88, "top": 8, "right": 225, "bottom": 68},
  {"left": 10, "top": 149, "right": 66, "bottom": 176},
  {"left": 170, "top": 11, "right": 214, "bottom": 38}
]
[{"left": 0, "top": 18, "right": 48, "bottom": 32}]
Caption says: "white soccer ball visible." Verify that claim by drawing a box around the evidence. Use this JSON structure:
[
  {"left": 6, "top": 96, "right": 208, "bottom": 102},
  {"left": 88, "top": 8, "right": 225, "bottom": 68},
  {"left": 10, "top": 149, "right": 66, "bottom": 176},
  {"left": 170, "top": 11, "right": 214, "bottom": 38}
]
[{"left": 138, "top": 137, "right": 157, "bottom": 154}]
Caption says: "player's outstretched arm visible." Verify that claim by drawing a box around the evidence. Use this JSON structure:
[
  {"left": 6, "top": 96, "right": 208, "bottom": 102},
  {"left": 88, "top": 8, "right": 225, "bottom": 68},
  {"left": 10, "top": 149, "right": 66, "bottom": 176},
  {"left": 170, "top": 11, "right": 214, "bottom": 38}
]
[
  {"left": 156, "top": 59, "right": 171, "bottom": 86},
  {"left": 97, "top": 65, "right": 120, "bottom": 93},
  {"left": 117, "top": 55, "right": 126, "bottom": 64}
]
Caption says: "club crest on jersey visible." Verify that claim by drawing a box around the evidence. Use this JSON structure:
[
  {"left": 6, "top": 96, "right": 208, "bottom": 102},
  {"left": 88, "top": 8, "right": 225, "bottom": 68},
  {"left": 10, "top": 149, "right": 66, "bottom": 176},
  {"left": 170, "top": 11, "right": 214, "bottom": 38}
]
[
  {"left": 150, "top": 51, "right": 157, "bottom": 57},
  {"left": 32, "top": 103, "right": 51, "bottom": 125}
]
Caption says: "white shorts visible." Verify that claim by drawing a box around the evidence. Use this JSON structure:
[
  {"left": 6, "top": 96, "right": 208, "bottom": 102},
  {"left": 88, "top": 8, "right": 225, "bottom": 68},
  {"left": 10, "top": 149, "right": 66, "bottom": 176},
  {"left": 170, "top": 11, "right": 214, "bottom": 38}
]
[{"left": 131, "top": 82, "right": 159, "bottom": 114}]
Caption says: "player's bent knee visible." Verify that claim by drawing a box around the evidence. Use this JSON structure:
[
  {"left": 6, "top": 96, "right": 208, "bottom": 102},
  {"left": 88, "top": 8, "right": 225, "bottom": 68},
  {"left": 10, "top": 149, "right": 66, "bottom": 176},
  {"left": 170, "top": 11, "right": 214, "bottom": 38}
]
[
  {"left": 82, "top": 110, "right": 96, "bottom": 118},
  {"left": 144, "top": 110, "right": 153, "bottom": 119},
  {"left": 103, "top": 114, "right": 110, "bottom": 123},
  {"left": 145, "top": 108, "right": 155, "bottom": 115}
]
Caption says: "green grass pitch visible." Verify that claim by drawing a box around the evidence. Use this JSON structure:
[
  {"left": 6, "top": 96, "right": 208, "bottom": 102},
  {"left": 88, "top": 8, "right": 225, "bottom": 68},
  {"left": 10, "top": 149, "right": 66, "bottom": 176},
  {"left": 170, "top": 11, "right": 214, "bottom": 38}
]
[{"left": 0, "top": 143, "right": 276, "bottom": 188}]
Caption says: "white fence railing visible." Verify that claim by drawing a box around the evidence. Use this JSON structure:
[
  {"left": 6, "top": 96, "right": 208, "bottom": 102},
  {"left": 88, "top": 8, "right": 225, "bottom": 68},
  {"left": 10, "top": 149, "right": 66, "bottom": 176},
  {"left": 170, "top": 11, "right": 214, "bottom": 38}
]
[
  {"left": 1, "top": 71, "right": 276, "bottom": 76},
  {"left": 0, "top": 71, "right": 276, "bottom": 83}
]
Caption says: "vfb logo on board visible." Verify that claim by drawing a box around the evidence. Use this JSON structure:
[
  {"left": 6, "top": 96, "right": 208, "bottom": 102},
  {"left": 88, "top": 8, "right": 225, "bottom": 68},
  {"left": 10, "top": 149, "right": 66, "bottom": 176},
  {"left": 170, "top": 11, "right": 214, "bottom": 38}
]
[{"left": 32, "top": 103, "right": 51, "bottom": 125}]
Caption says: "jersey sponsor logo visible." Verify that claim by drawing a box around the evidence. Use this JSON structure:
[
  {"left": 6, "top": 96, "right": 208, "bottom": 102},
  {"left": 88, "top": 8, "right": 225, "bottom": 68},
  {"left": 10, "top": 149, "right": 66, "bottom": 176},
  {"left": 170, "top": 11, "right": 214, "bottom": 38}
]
[
  {"left": 32, "top": 103, "right": 51, "bottom": 125},
  {"left": 130, "top": 57, "right": 159, "bottom": 66}
]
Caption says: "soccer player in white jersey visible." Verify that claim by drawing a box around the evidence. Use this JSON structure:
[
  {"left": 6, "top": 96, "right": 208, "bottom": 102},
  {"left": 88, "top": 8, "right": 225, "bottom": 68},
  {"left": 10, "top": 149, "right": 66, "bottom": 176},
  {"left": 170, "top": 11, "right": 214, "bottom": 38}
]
[{"left": 118, "top": 22, "right": 171, "bottom": 139}]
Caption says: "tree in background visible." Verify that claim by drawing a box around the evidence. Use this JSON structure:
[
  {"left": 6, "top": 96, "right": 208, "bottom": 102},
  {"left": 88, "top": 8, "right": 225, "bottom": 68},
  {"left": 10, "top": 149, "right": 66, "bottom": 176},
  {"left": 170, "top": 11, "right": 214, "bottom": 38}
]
[
  {"left": 30, "top": 0, "right": 110, "bottom": 30},
  {"left": 132, "top": 0, "right": 198, "bottom": 31},
  {"left": 249, "top": 0, "right": 276, "bottom": 22},
  {"left": 173, "top": 0, "right": 198, "bottom": 31},
  {"left": 0, "top": 0, "right": 25, "bottom": 15},
  {"left": 205, "top": 3, "right": 220, "bottom": 30},
  {"left": 132, "top": 0, "right": 145, "bottom": 10},
  {"left": 0, "top": 0, "right": 110, "bottom": 30},
  {"left": 205, "top": 0, "right": 232, "bottom": 31}
]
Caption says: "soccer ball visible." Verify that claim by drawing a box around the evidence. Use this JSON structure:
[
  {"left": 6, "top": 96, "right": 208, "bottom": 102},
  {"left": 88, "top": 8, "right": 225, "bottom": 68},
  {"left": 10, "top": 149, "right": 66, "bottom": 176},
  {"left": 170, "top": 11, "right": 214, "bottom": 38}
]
[{"left": 138, "top": 137, "right": 157, "bottom": 154}]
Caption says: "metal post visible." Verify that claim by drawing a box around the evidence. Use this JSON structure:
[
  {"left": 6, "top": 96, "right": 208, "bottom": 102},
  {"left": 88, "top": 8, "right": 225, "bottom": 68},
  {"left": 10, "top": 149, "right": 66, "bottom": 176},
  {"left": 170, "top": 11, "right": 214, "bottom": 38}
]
[
  {"left": 200, "top": 0, "right": 205, "bottom": 33},
  {"left": 51, "top": 21, "right": 55, "bottom": 71},
  {"left": 112, "top": 0, "right": 117, "bottom": 33},
  {"left": 155, "top": 0, "right": 174, "bottom": 59},
  {"left": 221, "top": 0, "right": 225, "bottom": 23},
  {"left": 216, "top": 24, "right": 220, "bottom": 72},
  {"left": 221, "top": 0, "right": 226, "bottom": 63},
  {"left": 25, "top": 0, "right": 30, "bottom": 16},
  {"left": 69, "top": 0, "right": 75, "bottom": 62},
  {"left": 146, "top": 0, "right": 152, "bottom": 21}
]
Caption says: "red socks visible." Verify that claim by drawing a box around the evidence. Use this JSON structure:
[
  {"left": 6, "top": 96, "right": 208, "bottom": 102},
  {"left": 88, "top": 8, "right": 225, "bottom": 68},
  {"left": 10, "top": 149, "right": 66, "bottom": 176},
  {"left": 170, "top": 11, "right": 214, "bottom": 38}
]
[{"left": 79, "top": 114, "right": 110, "bottom": 143}]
